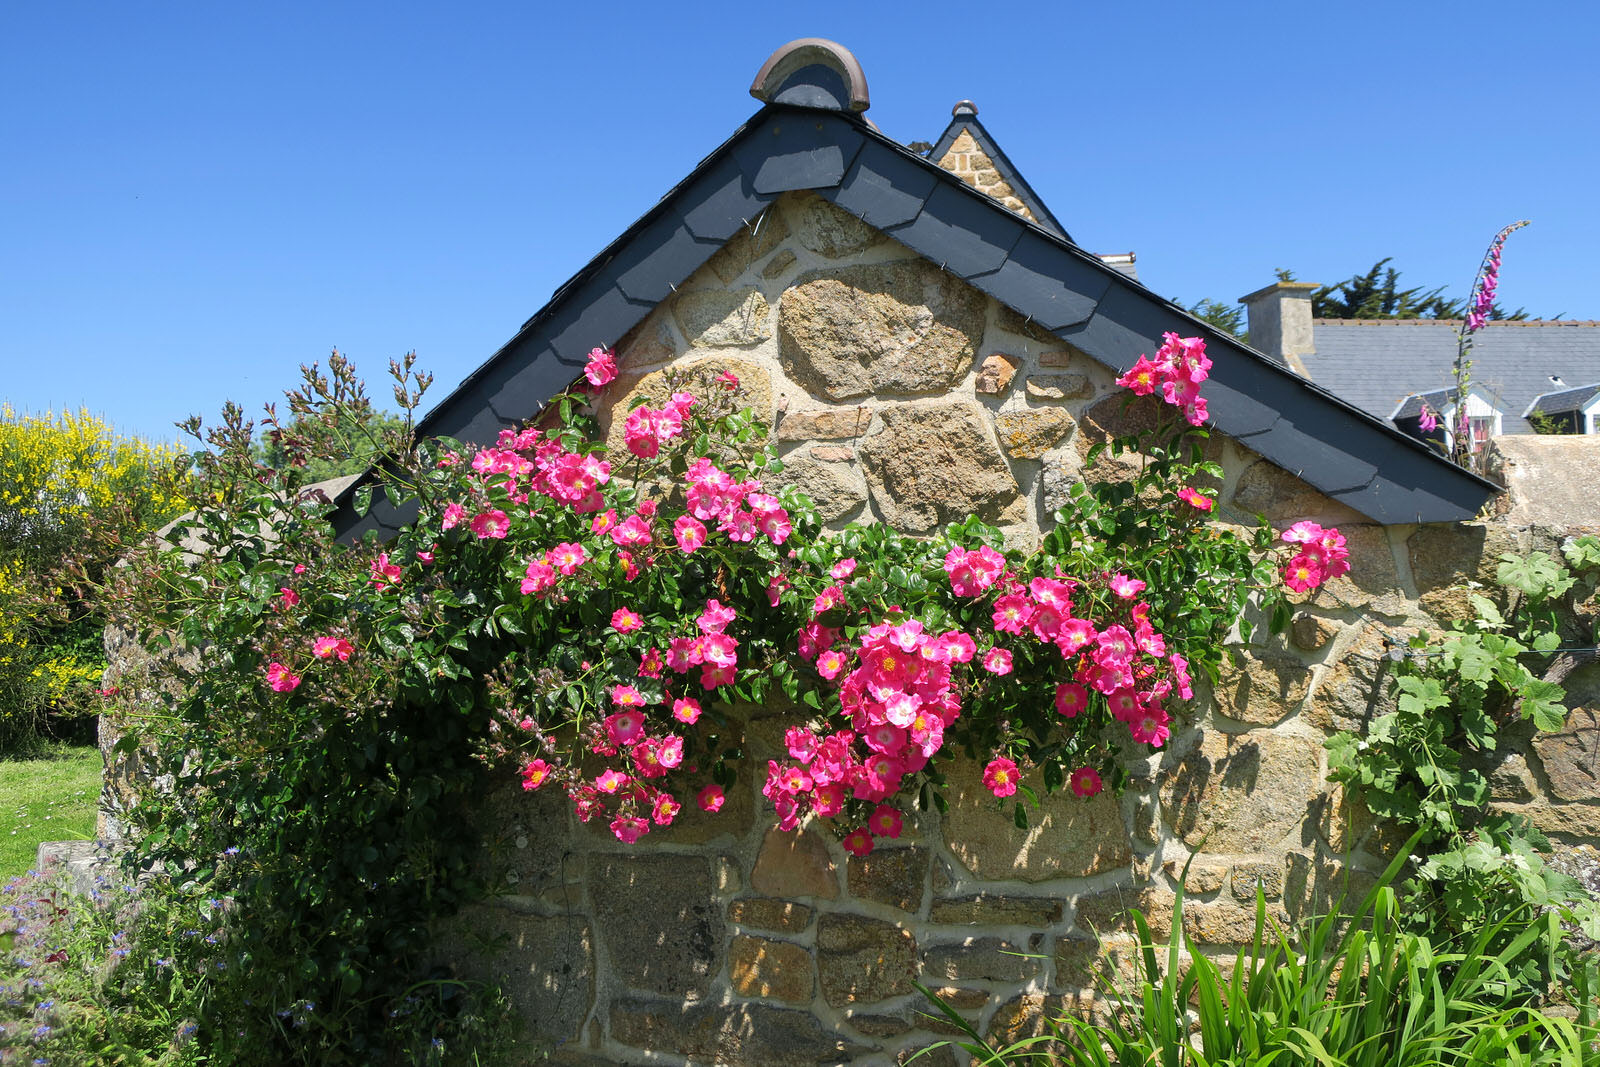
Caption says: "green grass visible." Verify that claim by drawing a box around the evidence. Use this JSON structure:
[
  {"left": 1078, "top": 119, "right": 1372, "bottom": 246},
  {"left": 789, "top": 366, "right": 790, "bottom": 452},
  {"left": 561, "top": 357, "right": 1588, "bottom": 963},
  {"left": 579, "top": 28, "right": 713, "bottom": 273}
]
[{"left": 1, "top": 743, "right": 101, "bottom": 881}]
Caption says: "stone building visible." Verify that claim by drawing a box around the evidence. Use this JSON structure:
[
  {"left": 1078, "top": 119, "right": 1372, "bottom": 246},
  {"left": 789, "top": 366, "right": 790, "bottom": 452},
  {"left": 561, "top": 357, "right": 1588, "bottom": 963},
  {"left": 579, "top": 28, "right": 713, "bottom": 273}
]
[{"left": 249, "top": 37, "right": 1600, "bottom": 1065}]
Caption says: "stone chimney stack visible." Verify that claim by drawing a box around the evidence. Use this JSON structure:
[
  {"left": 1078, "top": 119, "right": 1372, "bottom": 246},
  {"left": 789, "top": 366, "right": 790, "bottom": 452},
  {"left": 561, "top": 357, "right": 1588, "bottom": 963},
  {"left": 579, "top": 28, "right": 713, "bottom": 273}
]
[{"left": 1239, "top": 281, "right": 1318, "bottom": 375}]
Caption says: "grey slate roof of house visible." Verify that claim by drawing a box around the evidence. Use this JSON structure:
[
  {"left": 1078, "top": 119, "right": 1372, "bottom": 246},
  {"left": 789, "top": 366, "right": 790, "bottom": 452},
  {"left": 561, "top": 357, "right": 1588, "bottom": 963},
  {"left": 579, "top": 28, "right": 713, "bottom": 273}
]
[
  {"left": 1525, "top": 382, "right": 1600, "bottom": 417},
  {"left": 1391, "top": 388, "right": 1456, "bottom": 421},
  {"left": 330, "top": 41, "right": 1499, "bottom": 540},
  {"left": 1303, "top": 320, "right": 1600, "bottom": 433}
]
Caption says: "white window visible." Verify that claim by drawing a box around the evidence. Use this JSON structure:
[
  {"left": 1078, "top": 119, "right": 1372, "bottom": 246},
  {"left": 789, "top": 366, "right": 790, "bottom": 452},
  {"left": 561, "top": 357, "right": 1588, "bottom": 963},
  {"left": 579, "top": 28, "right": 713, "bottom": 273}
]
[{"left": 1442, "top": 393, "right": 1503, "bottom": 454}]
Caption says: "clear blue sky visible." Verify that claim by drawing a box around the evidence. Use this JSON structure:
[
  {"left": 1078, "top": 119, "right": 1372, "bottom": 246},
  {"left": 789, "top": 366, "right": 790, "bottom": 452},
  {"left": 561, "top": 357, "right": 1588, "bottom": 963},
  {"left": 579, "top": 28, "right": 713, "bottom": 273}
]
[{"left": 4, "top": 2, "right": 1596, "bottom": 445}]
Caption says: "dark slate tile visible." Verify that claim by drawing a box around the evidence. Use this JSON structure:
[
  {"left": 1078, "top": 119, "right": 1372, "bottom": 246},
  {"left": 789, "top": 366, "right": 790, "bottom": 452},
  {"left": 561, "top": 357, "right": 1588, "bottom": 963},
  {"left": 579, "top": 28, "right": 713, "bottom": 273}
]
[
  {"left": 337, "top": 495, "right": 422, "bottom": 543},
  {"left": 1332, "top": 478, "right": 1478, "bottom": 526},
  {"left": 1194, "top": 348, "right": 1286, "bottom": 439},
  {"left": 681, "top": 154, "right": 770, "bottom": 242},
  {"left": 444, "top": 402, "right": 517, "bottom": 451},
  {"left": 740, "top": 113, "right": 865, "bottom": 194},
  {"left": 824, "top": 141, "right": 939, "bottom": 229},
  {"left": 972, "top": 231, "right": 1107, "bottom": 331},
  {"left": 1058, "top": 284, "right": 1186, "bottom": 371},
  {"left": 886, "top": 181, "right": 1022, "bottom": 279},
  {"left": 484, "top": 348, "right": 583, "bottom": 427},
  {"left": 541, "top": 283, "right": 649, "bottom": 365},
  {"left": 1233, "top": 421, "right": 1379, "bottom": 495},
  {"left": 770, "top": 63, "right": 851, "bottom": 110},
  {"left": 614, "top": 213, "right": 717, "bottom": 304}
]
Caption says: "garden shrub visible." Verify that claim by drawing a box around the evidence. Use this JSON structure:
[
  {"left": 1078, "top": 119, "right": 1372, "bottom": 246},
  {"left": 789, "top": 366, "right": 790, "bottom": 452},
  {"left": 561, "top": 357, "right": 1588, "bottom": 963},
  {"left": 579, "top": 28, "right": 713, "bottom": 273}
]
[
  {"left": 0, "top": 405, "right": 187, "bottom": 751},
  {"left": 916, "top": 849, "right": 1600, "bottom": 1066},
  {"left": 92, "top": 337, "right": 1342, "bottom": 1062},
  {"left": 1327, "top": 537, "right": 1600, "bottom": 996},
  {"left": 1, "top": 862, "right": 515, "bottom": 1065}
]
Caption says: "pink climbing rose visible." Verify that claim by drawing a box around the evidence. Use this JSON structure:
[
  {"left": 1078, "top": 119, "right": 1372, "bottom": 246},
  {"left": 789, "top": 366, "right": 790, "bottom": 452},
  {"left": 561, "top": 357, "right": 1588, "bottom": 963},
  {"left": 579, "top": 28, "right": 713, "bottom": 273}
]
[
  {"left": 521, "top": 759, "right": 552, "bottom": 791},
  {"left": 1069, "top": 767, "right": 1103, "bottom": 798},
  {"left": 983, "top": 757, "right": 1020, "bottom": 798},
  {"left": 841, "top": 826, "right": 875, "bottom": 857},
  {"left": 1054, "top": 682, "right": 1088, "bottom": 718},
  {"left": 1108, "top": 573, "right": 1146, "bottom": 599},
  {"left": 698, "top": 784, "right": 726, "bottom": 812},
  {"left": 595, "top": 769, "right": 630, "bottom": 794},
  {"left": 312, "top": 636, "right": 353, "bottom": 662},
  {"left": 609, "top": 814, "right": 647, "bottom": 843},
  {"left": 652, "top": 794, "right": 681, "bottom": 826},
  {"left": 469, "top": 509, "right": 510, "bottom": 539},
  {"left": 868, "top": 804, "right": 903, "bottom": 839},
  {"left": 674, "top": 516, "right": 707, "bottom": 553},
  {"left": 584, "top": 346, "right": 617, "bottom": 387},
  {"left": 265, "top": 662, "right": 301, "bottom": 693}
]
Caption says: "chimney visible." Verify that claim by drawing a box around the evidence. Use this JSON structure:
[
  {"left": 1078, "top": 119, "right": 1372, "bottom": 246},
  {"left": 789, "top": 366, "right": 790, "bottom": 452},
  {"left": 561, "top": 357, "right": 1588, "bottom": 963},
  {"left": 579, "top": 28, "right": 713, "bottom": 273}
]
[{"left": 1238, "top": 281, "right": 1318, "bottom": 375}]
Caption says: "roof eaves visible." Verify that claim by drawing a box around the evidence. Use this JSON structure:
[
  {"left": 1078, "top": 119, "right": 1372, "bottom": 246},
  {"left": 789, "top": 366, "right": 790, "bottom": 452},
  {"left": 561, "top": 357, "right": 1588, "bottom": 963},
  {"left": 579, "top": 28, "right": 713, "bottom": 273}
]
[
  {"left": 332, "top": 100, "right": 1499, "bottom": 538},
  {"left": 1524, "top": 383, "right": 1600, "bottom": 416}
]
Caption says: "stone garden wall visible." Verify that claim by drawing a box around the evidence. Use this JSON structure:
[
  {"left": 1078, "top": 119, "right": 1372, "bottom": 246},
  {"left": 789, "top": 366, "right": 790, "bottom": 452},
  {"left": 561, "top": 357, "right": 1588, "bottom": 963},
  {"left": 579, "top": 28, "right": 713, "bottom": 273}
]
[
  {"left": 91, "top": 189, "right": 1599, "bottom": 1064},
  {"left": 426, "top": 191, "right": 1600, "bottom": 1064}
]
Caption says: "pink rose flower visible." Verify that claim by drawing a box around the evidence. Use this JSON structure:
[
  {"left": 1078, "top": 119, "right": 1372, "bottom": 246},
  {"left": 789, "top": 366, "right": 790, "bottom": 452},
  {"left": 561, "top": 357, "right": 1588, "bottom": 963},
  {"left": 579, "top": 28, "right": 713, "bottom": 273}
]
[
  {"left": 1069, "top": 767, "right": 1103, "bottom": 798},
  {"left": 982, "top": 648, "right": 1013, "bottom": 675},
  {"left": 584, "top": 346, "right": 617, "bottom": 388},
  {"left": 983, "top": 756, "right": 1020, "bottom": 798},
  {"left": 609, "top": 814, "right": 648, "bottom": 843},
  {"left": 521, "top": 758, "right": 552, "bottom": 791},
  {"left": 469, "top": 509, "right": 510, "bottom": 539},
  {"left": 697, "top": 784, "right": 726, "bottom": 812},
  {"left": 312, "top": 636, "right": 353, "bottom": 662},
  {"left": 868, "top": 804, "right": 903, "bottom": 839},
  {"left": 265, "top": 662, "right": 301, "bottom": 693},
  {"left": 841, "top": 826, "right": 874, "bottom": 856}
]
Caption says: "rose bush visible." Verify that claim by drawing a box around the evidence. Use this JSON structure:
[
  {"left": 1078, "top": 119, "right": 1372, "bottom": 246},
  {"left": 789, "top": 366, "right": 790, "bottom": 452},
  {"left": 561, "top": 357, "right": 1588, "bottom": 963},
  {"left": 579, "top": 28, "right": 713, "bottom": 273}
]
[{"left": 103, "top": 337, "right": 1343, "bottom": 1060}]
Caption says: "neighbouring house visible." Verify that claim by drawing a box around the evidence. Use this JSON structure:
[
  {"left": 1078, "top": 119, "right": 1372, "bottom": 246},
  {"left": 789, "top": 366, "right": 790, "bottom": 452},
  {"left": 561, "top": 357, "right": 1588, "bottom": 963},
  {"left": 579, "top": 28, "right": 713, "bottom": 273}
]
[{"left": 1240, "top": 282, "right": 1600, "bottom": 453}]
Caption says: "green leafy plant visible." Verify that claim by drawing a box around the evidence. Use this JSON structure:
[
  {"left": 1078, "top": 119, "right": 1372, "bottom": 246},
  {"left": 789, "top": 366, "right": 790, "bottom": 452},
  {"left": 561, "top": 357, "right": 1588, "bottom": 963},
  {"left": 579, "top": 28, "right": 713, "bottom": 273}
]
[
  {"left": 96, "top": 334, "right": 1339, "bottom": 1060},
  {"left": 0, "top": 862, "right": 515, "bottom": 1065},
  {"left": 0, "top": 406, "right": 188, "bottom": 751},
  {"left": 913, "top": 847, "right": 1600, "bottom": 1066},
  {"left": 1327, "top": 536, "right": 1600, "bottom": 996}
]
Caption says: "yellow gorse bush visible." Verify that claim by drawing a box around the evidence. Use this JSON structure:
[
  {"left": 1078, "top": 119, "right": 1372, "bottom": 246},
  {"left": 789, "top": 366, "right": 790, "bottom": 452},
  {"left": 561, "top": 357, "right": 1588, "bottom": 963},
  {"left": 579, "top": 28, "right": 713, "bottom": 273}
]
[
  {"left": 0, "top": 404, "right": 187, "bottom": 534},
  {"left": 0, "top": 405, "right": 189, "bottom": 744}
]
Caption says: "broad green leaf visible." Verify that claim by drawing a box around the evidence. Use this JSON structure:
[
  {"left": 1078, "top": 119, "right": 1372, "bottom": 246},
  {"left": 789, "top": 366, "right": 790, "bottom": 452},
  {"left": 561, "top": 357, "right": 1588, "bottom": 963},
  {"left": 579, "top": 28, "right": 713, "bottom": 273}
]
[{"left": 1520, "top": 679, "right": 1568, "bottom": 732}]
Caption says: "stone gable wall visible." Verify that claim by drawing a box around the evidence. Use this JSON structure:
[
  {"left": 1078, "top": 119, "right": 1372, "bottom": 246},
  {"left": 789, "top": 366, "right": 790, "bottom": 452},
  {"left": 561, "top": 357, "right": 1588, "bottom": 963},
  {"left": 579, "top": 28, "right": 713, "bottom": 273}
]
[
  {"left": 935, "top": 130, "right": 1037, "bottom": 223},
  {"left": 438, "top": 191, "right": 1599, "bottom": 1064},
  {"left": 94, "top": 191, "right": 1598, "bottom": 1064}
]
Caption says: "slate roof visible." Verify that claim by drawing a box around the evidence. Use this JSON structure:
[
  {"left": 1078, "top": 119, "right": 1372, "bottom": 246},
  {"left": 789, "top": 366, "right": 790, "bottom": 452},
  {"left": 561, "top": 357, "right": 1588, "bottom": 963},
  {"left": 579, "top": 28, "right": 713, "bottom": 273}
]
[
  {"left": 1525, "top": 382, "right": 1600, "bottom": 417},
  {"left": 1391, "top": 388, "right": 1455, "bottom": 421},
  {"left": 1391, "top": 387, "right": 1499, "bottom": 421},
  {"left": 1303, "top": 320, "right": 1600, "bottom": 433},
  {"left": 330, "top": 51, "right": 1499, "bottom": 540}
]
